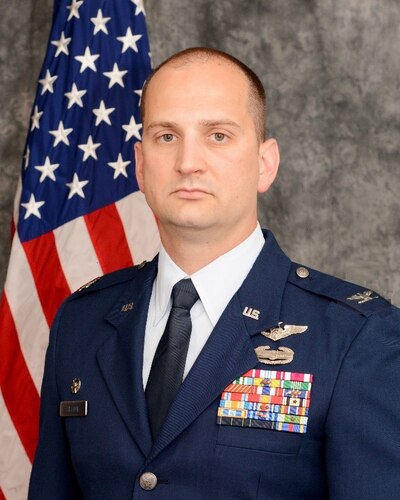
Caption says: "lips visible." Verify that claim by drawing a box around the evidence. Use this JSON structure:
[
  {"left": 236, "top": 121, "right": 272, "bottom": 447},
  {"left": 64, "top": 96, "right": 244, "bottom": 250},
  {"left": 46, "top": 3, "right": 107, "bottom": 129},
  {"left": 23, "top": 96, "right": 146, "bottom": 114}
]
[{"left": 172, "top": 187, "right": 210, "bottom": 199}]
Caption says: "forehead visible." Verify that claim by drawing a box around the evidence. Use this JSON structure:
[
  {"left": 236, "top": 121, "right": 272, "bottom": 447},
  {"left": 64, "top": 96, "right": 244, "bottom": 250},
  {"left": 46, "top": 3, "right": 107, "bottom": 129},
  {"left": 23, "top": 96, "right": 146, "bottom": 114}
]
[{"left": 144, "top": 59, "right": 251, "bottom": 120}]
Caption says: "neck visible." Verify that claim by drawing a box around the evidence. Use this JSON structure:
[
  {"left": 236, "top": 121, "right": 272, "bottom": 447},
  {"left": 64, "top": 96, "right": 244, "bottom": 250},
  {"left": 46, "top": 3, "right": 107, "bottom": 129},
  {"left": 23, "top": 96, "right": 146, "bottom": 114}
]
[{"left": 159, "top": 223, "right": 258, "bottom": 275}]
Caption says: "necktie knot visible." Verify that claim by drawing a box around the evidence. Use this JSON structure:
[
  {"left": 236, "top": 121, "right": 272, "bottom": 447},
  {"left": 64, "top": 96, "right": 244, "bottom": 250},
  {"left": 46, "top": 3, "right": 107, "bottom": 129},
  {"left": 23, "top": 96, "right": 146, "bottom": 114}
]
[{"left": 171, "top": 278, "right": 199, "bottom": 310}]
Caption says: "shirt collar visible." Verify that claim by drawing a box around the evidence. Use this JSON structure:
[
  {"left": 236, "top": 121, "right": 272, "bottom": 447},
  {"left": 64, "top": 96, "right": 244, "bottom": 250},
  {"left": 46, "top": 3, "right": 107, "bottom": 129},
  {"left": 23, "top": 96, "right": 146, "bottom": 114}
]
[{"left": 154, "top": 223, "right": 265, "bottom": 326}]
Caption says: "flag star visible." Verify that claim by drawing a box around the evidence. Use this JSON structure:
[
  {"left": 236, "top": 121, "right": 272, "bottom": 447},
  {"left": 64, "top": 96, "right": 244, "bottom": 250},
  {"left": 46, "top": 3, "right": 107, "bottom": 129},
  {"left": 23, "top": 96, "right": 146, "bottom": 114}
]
[
  {"left": 117, "top": 27, "right": 142, "bottom": 53},
  {"left": 131, "top": 0, "right": 146, "bottom": 16},
  {"left": 30, "top": 106, "right": 43, "bottom": 131},
  {"left": 78, "top": 135, "right": 101, "bottom": 161},
  {"left": 91, "top": 9, "right": 111, "bottom": 35},
  {"left": 49, "top": 121, "right": 73, "bottom": 146},
  {"left": 66, "top": 173, "right": 89, "bottom": 199},
  {"left": 38, "top": 69, "right": 58, "bottom": 95},
  {"left": 34, "top": 157, "right": 60, "bottom": 182},
  {"left": 64, "top": 83, "right": 87, "bottom": 108},
  {"left": 51, "top": 31, "right": 71, "bottom": 57},
  {"left": 67, "top": 0, "right": 84, "bottom": 21},
  {"left": 21, "top": 194, "right": 45, "bottom": 220},
  {"left": 24, "top": 146, "right": 30, "bottom": 169},
  {"left": 93, "top": 100, "right": 115, "bottom": 126},
  {"left": 108, "top": 154, "right": 131, "bottom": 179},
  {"left": 122, "top": 116, "right": 142, "bottom": 141},
  {"left": 75, "top": 47, "right": 100, "bottom": 73},
  {"left": 103, "top": 63, "right": 128, "bottom": 88}
]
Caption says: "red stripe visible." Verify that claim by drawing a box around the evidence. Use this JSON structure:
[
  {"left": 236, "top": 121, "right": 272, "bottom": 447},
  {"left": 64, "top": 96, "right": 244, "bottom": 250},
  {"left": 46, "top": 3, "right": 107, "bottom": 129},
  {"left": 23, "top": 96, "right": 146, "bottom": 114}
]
[
  {"left": 0, "top": 294, "right": 40, "bottom": 462},
  {"left": 84, "top": 204, "right": 134, "bottom": 274},
  {"left": 0, "top": 488, "right": 6, "bottom": 500},
  {"left": 22, "top": 232, "right": 71, "bottom": 327}
]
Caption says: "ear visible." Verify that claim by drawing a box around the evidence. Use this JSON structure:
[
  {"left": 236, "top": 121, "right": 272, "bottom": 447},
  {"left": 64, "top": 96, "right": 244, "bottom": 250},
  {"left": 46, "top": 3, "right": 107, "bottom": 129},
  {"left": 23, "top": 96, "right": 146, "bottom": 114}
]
[
  {"left": 257, "top": 138, "right": 280, "bottom": 193},
  {"left": 134, "top": 141, "right": 145, "bottom": 192}
]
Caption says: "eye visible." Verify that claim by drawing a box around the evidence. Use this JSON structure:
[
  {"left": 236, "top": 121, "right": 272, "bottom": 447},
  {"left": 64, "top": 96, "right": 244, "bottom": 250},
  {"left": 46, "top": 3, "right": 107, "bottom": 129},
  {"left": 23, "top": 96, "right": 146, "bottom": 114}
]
[
  {"left": 159, "top": 133, "right": 175, "bottom": 143},
  {"left": 213, "top": 132, "right": 226, "bottom": 142}
]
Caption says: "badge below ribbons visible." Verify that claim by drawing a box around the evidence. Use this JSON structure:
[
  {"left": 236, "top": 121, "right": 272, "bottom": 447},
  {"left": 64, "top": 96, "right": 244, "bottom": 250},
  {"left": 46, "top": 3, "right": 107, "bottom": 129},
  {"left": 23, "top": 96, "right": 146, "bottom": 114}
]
[{"left": 217, "top": 369, "right": 313, "bottom": 434}]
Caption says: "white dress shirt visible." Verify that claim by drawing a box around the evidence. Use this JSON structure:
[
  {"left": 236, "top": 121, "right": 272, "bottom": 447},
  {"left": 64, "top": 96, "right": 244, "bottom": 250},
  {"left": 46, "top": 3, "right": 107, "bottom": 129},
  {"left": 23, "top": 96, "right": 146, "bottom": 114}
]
[{"left": 142, "top": 223, "right": 265, "bottom": 387}]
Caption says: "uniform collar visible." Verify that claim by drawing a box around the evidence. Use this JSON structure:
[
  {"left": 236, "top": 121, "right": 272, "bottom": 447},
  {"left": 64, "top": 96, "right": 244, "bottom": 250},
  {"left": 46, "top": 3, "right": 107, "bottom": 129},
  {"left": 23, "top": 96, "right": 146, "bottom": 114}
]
[
  {"left": 153, "top": 223, "right": 265, "bottom": 327},
  {"left": 236, "top": 229, "right": 292, "bottom": 335}
]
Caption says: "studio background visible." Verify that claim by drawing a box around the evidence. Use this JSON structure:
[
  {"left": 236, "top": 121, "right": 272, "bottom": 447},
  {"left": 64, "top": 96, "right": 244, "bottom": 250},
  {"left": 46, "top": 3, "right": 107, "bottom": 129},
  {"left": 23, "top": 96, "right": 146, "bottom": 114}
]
[{"left": 1, "top": 0, "right": 399, "bottom": 305}]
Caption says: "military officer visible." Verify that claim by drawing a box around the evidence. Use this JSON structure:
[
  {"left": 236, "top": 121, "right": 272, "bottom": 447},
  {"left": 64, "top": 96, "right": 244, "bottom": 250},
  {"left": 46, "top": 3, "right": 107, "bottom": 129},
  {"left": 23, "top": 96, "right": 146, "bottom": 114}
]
[{"left": 29, "top": 47, "right": 400, "bottom": 499}]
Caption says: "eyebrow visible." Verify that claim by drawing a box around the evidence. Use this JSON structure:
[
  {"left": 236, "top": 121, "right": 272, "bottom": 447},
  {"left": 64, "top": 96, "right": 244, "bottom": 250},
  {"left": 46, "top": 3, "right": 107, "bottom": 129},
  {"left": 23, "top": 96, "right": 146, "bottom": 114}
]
[
  {"left": 146, "top": 119, "right": 242, "bottom": 131},
  {"left": 198, "top": 119, "right": 242, "bottom": 130},
  {"left": 146, "top": 121, "right": 178, "bottom": 130}
]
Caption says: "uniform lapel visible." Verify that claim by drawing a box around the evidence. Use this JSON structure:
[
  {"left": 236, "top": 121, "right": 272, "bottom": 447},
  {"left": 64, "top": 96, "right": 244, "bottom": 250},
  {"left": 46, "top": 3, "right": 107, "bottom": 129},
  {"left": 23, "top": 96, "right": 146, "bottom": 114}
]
[
  {"left": 149, "top": 231, "right": 292, "bottom": 460},
  {"left": 96, "top": 259, "right": 157, "bottom": 457}
]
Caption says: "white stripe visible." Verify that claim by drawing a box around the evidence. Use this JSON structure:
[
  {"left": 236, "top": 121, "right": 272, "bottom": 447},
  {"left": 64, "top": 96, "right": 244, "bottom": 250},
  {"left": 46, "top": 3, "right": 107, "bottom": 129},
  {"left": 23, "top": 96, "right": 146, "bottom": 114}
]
[
  {"left": 0, "top": 390, "right": 31, "bottom": 500},
  {"left": 12, "top": 177, "right": 22, "bottom": 224},
  {"left": 54, "top": 217, "right": 103, "bottom": 292},
  {"left": 115, "top": 191, "right": 160, "bottom": 264},
  {"left": 4, "top": 235, "right": 49, "bottom": 392}
]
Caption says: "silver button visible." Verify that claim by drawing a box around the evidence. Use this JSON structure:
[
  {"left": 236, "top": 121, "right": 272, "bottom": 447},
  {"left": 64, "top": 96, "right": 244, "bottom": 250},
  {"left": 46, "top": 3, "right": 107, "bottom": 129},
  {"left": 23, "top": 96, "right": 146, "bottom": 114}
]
[
  {"left": 139, "top": 472, "right": 157, "bottom": 491},
  {"left": 137, "top": 260, "right": 147, "bottom": 270},
  {"left": 296, "top": 267, "right": 310, "bottom": 279}
]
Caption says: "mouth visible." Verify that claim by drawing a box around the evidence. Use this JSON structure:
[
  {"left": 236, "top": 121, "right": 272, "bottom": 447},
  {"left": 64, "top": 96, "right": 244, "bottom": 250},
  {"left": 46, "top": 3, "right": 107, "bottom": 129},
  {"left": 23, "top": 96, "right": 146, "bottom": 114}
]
[{"left": 172, "top": 187, "right": 210, "bottom": 200}]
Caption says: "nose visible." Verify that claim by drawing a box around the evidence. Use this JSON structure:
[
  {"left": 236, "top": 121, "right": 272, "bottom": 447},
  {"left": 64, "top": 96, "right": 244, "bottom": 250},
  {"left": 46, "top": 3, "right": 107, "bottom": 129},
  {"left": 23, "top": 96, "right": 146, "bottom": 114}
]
[{"left": 175, "top": 136, "right": 205, "bottom": 175}]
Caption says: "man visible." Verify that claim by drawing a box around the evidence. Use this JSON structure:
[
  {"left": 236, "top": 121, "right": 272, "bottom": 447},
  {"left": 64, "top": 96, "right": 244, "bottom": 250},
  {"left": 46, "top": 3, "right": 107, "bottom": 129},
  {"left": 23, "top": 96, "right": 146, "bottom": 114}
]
[{"left": 29, "top": 48, "right": 400, "bottom": 499}]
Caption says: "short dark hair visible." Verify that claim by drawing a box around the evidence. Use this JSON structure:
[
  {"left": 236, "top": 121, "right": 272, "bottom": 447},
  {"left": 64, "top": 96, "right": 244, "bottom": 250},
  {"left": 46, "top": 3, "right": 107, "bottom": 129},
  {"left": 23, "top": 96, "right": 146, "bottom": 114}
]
[{"left": 140, "top": 47, "right": 266, "bottom": 141}]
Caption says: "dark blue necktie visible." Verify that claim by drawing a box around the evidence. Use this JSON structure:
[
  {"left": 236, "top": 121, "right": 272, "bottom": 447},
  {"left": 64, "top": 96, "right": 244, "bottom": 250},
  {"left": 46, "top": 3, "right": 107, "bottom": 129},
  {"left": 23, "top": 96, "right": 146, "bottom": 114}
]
[{"left": 146, "top": 278, "right": 199, "bottom": 439}]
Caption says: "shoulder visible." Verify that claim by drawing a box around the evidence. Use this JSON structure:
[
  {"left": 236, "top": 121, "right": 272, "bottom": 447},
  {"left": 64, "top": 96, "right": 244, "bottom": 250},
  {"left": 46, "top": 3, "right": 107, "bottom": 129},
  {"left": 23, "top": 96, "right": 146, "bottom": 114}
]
[
  {"left": 69, "top": 260, "right": 151, "bottom": 300},
  {"left": 287, "top": 262, "right": 393, "bottom": 318}
]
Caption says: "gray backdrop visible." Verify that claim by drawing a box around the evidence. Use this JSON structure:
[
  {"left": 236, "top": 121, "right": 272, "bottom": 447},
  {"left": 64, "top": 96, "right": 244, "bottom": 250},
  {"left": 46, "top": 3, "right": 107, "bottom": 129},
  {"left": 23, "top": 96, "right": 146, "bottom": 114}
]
[{"left": 1, "top": 0, "right": 399, "bottom": 305}]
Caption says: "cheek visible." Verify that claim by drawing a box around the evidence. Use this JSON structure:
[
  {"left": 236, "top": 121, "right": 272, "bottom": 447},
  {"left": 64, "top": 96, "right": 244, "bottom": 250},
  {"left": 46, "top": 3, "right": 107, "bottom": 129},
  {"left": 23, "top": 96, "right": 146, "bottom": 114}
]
[
  {"left": 223, "top": 159, "right": 258, "bottom": 189},
  {"left": 141, "top": 168, "right": 169, "bottom": 203},
  {"left": 139, "top": 157, "right": 158, "bottom": 182},
  {"left": 136, "top": 169, "right": 145, "bottom": 192},
  {"left": 232, "top": 167, "right": 260, "bottom": 204}
]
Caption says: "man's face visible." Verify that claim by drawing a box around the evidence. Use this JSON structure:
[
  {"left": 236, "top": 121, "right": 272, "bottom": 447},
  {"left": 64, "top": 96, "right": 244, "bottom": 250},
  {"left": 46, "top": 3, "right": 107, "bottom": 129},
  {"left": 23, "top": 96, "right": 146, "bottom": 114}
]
[{"left": 135, "top": 59, "right": 278, "bottom": 242}]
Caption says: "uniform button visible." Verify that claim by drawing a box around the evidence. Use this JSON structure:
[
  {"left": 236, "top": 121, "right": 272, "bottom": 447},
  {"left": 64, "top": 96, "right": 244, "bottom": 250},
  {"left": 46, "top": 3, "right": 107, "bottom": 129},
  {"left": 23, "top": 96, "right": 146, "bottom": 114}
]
[
  {"left": 139, "top": 472, "right": 158, "bottom": 491},
  {"left": 296, "top": 266, "right": 310, "bottom": 279},
  {"left": 137, "top": 260, "right": 147, "bottom": 269}
]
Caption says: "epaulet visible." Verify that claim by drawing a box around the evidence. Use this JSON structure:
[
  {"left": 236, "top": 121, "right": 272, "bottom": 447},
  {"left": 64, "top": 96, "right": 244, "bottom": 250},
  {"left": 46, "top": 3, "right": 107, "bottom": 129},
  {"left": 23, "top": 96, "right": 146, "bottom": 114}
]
[
  {"left": 287, "top": 262, "right": 391, "bottom": 317},
  {"left": 71, "top": 260, "right": 149, "bottom": 298}
]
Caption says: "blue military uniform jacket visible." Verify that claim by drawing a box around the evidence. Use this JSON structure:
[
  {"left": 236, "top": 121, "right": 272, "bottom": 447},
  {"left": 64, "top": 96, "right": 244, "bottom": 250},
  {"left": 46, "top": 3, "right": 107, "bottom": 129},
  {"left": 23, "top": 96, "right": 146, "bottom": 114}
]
[{"left": 29, "top": 230, "right": 400, "bottom": 499}]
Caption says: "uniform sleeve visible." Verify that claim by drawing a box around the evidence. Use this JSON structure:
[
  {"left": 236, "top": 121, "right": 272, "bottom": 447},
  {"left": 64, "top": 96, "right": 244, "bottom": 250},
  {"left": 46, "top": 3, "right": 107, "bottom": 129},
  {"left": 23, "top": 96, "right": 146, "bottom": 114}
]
[
  {"left": 325, "top": 307, "right": 400, "bottom": 498},
  {"left": 28, "top": 302, "right": 82, "bottom": 499}
]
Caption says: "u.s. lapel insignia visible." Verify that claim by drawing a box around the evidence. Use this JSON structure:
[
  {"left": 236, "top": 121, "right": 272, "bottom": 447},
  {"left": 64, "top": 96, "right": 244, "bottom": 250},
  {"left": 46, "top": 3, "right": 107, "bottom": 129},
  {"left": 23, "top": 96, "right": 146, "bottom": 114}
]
[
  {"left": 261, "top": 322, "right": 308, "bottom": 341},
  {"left": 255, "top": 346, "right": 294, "bottom": 365},
  {"left": 70, "top": 378, "right": 81, "bottom": 394},
  {"left": 121, "top": 302, "right": 134, "bottom": 312},
  {"left": 242, "top": 307, "right": 260, "bottom": 320},
  {"left": 347, "top": 290, "right": 378, "bottom": 304}
]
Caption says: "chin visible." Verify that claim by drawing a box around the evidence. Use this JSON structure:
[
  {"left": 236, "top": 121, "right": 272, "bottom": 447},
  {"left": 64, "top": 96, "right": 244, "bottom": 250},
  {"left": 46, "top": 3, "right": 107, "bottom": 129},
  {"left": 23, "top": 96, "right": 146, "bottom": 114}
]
[{"left": 167, "top": 216, "right": 215, "bottom": 232}]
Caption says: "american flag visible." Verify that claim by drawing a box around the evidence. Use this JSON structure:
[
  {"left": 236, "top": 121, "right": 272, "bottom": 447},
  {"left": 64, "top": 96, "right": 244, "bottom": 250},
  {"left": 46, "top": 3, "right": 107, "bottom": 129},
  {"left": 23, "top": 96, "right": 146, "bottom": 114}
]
[{"left": 0, "top": 1, "right": 159, "bottom": 497}]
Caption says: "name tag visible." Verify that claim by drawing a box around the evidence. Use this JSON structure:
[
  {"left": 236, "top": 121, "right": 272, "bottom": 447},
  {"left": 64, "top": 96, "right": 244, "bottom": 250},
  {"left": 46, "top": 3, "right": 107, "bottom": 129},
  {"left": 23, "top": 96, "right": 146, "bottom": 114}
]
[
  {"left": 217, "top": 369, "right": 313, "bottom": 434},
  {"left": 59, "top": 400, "right": 88, "bottom": 417}
]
